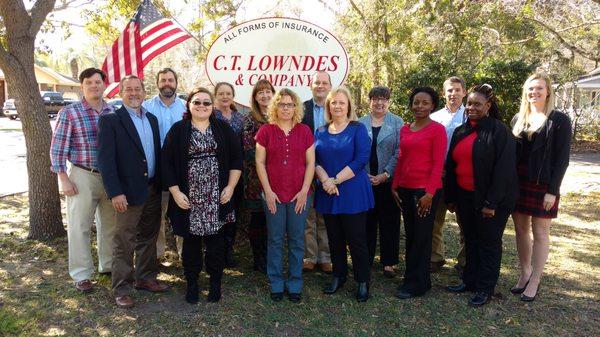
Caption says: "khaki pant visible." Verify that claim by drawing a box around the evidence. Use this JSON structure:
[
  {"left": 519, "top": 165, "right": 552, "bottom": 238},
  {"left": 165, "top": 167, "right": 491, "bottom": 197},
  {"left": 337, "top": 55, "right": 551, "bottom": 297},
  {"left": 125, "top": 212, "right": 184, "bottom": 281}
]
[
  {"left": 304, "top": 208, "right": 330, "bottom": 264},
  {"left": 156, "top": 191, "right": 183, "bottom": 258},
  {"left": 431, "top": 197, "right": 466, "bottom": 266},
  {"left": 112, "top": 185, "right": 161, "bottom": 297},
  {"left": 66, "top": 165, "right": 116, "bottom": 282}
]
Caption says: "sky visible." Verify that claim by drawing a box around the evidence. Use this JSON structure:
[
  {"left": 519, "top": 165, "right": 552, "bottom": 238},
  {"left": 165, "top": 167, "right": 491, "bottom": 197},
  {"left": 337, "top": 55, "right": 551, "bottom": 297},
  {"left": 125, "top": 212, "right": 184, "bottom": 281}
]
[{"left": 40, "top": 0, "right": 341, "bottom": 55}]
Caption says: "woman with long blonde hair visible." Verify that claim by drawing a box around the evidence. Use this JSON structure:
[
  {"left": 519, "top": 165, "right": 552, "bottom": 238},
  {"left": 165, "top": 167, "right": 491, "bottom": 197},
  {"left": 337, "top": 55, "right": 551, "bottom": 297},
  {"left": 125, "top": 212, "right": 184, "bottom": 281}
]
[{"left": 510, "top": 72, "right": 572, "bottom": 302}]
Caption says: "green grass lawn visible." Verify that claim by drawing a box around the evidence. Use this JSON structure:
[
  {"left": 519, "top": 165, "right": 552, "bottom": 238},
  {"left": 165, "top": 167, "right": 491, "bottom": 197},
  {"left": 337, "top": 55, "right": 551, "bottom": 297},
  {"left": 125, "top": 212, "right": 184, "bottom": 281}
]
[{"left": 0, "top": 192, "right": 598, "bottom": 337}]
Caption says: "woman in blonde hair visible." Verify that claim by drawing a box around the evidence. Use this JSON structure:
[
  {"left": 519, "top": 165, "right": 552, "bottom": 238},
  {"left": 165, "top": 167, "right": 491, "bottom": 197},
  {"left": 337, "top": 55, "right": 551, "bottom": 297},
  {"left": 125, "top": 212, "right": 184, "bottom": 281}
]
[
  {"left": 255, "top": 88, "right": 315, "bottom": 302},
  {"left": 314, "top": 86, "right": 374, "bottom": 302},
  {"left": 510, "top": 73, "right": 572, "bottom": 302}
]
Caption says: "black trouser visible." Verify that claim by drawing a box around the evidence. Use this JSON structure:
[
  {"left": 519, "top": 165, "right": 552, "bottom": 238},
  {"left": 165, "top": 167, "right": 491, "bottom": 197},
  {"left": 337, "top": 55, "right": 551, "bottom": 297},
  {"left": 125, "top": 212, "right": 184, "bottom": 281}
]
[
  {"left": 456, "top": 188, "right": 509, "bottom": 295},
  {"left": 367, "top": 182, "right": 401, "bottom": 266},
  {"left": 397, "top": 187, "right": 441, "bottom": 295},
  {"left": 182, "top": 231, "right": 225, "bottom": 284},
  {"left": 248, "top": 211, "right": 267, "bottom": 259},
  {"left": 323, "top": 212, "right": 370, "bottom": 283}
]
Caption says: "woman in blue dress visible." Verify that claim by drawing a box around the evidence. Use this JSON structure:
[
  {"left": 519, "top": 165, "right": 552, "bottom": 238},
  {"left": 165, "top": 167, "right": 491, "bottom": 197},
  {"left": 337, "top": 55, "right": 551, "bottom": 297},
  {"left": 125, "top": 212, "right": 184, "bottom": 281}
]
[{"left": 314, "top": 86, "right": 374, "bottom": 302}]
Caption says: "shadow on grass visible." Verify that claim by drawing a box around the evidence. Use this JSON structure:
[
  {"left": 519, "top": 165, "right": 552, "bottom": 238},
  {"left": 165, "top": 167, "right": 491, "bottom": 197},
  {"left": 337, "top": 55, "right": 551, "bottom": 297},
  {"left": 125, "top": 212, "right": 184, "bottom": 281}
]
[{"left": 1, "top": 192, "right": 599, "bottom": 337}]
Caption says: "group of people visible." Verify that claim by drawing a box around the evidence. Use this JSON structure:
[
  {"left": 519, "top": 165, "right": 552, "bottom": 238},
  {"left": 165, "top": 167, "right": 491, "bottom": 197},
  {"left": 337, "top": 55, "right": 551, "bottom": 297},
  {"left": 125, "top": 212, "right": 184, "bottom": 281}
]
[{"left": 50, "top": 67, "right": 571, "bottom": 309}]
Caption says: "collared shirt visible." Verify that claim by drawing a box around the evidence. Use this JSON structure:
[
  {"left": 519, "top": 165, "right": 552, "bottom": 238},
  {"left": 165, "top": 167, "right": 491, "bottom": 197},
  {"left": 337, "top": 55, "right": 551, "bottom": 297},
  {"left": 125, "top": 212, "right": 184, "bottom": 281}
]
[
  {"left": 50, "top": 98, "right": 114, "bottom": 173},
  {"left": 430, "top": 104, "right": 466, "bottom": 154},
  {"left": 141, "top": 95, "right": 186, "bottom": 146},
  {"left": 312, "top": 99, "right": 326, "bottom": 132},
  {"left": 125, "top": 105, "right": 156, "bottom": 178}
]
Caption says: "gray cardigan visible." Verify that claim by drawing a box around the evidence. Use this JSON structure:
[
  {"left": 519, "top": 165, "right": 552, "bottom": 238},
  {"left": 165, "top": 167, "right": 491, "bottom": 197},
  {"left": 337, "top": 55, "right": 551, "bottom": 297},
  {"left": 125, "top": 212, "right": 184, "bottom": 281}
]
[{"left": 358, "top": 112, "right": 403, "bottom": 176}]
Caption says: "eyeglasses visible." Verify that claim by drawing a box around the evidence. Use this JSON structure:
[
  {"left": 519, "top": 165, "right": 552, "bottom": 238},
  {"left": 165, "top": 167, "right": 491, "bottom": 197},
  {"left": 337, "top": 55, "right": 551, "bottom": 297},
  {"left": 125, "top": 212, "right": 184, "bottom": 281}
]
[
  {"left": 191, "top": 100, "right": 212, "bottom": 107},
  {"left": 371, "top": 98, "right": 388, "bottom": 103},
  {"left": 278, "top": 103, "right": 296, "bottom": 109}
]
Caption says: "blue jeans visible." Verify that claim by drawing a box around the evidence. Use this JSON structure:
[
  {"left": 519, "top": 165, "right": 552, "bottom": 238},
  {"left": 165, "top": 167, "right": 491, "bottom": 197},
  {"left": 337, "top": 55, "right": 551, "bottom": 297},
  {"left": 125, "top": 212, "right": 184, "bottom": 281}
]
[{"left": 262, "top": 194, "right": 312, "bottom": 294}]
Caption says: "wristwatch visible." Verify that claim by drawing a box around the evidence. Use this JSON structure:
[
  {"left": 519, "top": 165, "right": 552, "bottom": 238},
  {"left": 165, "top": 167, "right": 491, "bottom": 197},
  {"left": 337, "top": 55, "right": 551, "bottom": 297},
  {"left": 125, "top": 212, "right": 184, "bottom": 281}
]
[
  {"left": 383, "top": 171, "right": 390, "bottom": 180},
  {"left": 332, "top": 178, "right": 340, "bottom": 185}
]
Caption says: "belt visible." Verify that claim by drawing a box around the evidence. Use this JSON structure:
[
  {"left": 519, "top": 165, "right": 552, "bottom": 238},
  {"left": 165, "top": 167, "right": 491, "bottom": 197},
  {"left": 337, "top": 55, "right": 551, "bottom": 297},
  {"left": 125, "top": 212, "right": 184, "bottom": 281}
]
[
  {"left": 148, "top": 177, "right": 157, "bottom": 186},
  {"left": 73, "top": 163, "right": 99, "bottom": 173}
]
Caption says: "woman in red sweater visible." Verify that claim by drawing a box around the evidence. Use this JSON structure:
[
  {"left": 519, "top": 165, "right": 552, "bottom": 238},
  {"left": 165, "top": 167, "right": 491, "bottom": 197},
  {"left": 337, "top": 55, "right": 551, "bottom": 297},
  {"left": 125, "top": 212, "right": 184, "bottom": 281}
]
[
  {"left": 444, "top": 84, "right": 517, "bottom": 307},
  {"left": 391, "top": 87, "right": 447, "bottom": 299}
]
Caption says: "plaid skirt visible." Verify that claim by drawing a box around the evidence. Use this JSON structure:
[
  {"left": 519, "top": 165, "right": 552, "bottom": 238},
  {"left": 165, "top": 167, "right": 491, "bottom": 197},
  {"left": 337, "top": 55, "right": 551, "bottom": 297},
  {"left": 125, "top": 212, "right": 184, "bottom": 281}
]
[{"left": 514, "top": 164, "right": 559, "bottom": 219}]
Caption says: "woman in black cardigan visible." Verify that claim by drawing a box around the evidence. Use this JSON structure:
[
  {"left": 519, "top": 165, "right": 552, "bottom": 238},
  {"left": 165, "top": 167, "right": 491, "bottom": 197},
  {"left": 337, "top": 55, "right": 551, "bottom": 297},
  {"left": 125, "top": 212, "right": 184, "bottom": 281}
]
[
  {"left": 444, "top": 84, "right": 518, "bottom": 306},
  {"left": 510, "top": 73, "right": 572, "bottom": 302},
  {"left": 162, "top": 87, "right": 242, "bottom": 303}
]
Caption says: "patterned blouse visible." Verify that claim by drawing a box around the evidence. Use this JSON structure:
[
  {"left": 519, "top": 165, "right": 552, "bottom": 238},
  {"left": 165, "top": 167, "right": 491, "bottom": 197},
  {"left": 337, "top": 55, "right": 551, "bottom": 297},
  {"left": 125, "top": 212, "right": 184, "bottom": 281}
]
[{"left": 242, "top": 112, "right": 267, "bottom": 210}]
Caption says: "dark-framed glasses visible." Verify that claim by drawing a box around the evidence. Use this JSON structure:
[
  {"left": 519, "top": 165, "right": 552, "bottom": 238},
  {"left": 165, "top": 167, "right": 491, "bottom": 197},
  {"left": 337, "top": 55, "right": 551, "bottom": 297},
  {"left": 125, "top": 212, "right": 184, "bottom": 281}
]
[{"left": 191, "top": 100, "right": 212, "bottom": 107}]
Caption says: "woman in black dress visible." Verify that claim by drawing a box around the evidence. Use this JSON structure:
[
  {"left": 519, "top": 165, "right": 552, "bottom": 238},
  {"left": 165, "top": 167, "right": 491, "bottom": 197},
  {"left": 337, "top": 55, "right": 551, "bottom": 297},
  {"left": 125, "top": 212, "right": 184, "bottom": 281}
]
[
  {"left": 162, "top": 87, "right": 242, "bottom": 303},
  {"left": 510, "top": 73, "right": 572, "bottom": 302}
]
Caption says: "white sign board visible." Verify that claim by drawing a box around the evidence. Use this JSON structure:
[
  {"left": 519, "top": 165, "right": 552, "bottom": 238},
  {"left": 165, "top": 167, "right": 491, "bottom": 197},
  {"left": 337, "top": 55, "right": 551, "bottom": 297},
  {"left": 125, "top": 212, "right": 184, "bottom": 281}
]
[{"left": 205, "top": 17, "right": 349, "bottom": 107}]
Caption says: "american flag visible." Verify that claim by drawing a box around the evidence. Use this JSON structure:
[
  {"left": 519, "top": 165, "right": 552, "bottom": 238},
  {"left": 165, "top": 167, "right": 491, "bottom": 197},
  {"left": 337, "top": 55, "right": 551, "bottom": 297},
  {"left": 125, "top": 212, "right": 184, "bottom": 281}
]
[{"left": 101, "top": 0, "right": 192, "bottom": 97}]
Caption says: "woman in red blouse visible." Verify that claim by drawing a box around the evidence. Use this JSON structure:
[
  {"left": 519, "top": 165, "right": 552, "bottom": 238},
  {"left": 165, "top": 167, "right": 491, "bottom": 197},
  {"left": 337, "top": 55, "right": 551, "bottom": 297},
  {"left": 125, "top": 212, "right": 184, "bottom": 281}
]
[
  {"left": 255, "top": 88, "right": 315, "bottom": 303},
  {"left": 391, "top": 87, "right": 447, "bottom": 299}
]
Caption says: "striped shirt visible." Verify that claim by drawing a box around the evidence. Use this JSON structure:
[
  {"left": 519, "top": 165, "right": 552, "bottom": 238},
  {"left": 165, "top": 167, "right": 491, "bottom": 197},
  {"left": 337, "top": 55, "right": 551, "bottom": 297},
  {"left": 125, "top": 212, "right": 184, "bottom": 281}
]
[{"left": 50, "top": 99, "right": 114, "bottom": 173}]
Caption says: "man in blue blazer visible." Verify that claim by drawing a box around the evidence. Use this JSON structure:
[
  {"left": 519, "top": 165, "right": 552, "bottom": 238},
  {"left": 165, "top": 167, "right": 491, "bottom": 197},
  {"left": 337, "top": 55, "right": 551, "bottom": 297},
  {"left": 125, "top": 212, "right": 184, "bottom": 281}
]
[{"left": 98, "top": 75, "right": 169, "bottom": 309}]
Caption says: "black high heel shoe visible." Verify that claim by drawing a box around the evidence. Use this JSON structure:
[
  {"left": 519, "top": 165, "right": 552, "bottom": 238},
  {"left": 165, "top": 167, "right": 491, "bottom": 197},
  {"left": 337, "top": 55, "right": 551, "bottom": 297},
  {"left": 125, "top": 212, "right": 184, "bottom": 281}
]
[
  {"left": 520, "top": 282, "right": 540, "bottom": 302},
  {"left": 323, "top": 277, "right": 346, "bottom": 294},
  {"left": 510, "top": 279, "right": 530, "bottom": 295}
]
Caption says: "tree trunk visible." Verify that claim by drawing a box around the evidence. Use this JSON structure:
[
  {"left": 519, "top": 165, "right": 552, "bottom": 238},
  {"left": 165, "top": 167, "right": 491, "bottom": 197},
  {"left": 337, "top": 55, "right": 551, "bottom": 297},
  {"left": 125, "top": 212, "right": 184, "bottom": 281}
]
[{"left": 0, "top": 0, "right": 65, "bottom": 240}]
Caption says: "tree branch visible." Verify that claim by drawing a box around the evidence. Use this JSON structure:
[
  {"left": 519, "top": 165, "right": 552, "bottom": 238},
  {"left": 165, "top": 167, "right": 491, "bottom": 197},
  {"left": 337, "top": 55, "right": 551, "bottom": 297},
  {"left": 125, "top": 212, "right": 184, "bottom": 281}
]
[
  {"left": 528, "top": 15, "right": 600, "bottom": 62},
  {"left": 29, "top": 0, "right": 57, "bottom": 37},
  {"left": 348, "top": 0, "right": 366, "bottom": 23},
  {"left": 53, "top": 0, "right": 93, "bottom": 12}
]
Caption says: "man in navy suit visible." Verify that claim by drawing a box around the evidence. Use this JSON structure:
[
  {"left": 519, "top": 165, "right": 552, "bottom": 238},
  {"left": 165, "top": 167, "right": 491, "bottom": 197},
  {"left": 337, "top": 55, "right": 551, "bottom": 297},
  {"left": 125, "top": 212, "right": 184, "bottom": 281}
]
[
  {"left": 98, "top": 75, "right": 169, "bottom": 309},
  {"left": 300, "top": 71, "right": 333, "bottom": 273}
]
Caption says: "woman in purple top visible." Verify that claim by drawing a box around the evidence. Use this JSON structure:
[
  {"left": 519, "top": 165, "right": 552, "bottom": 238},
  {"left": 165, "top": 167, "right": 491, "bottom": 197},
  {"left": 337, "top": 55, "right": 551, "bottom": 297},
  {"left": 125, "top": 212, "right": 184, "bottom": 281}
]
[
  {"left": 213, "top": 82, "right": 245, "bottom": 267},
  {"left": 255, "top": 88, "right": 315, "bottom": 303},
  {"left": 314, "top": 86, "right": 374, "bottom": 302}
]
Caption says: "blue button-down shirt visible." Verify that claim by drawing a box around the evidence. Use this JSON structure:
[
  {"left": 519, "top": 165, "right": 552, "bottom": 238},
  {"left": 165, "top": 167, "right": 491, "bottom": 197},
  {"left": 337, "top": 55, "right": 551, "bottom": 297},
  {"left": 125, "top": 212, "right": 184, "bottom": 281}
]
[
  {"left": 430, "top": 105, "right": 466, "bottom": 155},
  {"left": 312, "top": 99, "right": 326, "bottom": 133},
  {"left": 125, "top": 105, "right": 156, "bottom": 178},
  {"left": 142, "top": 95, "right": 186, "bottom": 146}
]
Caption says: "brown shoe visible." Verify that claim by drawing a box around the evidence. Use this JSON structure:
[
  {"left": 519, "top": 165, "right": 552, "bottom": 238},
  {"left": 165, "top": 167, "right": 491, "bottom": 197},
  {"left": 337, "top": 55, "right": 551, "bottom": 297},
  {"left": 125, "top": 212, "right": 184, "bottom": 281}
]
[
  {"left": 302, "top": 261, "right": 316, "bottom": 271},
  {"left": 75, "top": 279, "right": 93, "bottom": 293},
  {"left": 134, "top": 279, "right": 170, "bottom": 292},
  {"left": 115, "top": 295, "right": 134, "bottom": 308},
  {"left": 320, "top": 263, "right": 333, "bottom": 273}
]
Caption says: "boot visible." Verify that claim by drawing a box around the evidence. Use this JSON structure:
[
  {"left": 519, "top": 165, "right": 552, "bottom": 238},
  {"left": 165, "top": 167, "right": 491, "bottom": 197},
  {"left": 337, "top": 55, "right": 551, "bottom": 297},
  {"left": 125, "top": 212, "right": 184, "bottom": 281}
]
[
  {"left": 323, "top": 276, "right": 346, "bottom": 294},
  {"left": 185, "top": 279, "right": 199, "bottom": 304},
  {"left": 207, "top": 279, "right": 222, "bottom": 303},
  {"left": 356, "top": 282, "right": 369, "bottom": 302}
]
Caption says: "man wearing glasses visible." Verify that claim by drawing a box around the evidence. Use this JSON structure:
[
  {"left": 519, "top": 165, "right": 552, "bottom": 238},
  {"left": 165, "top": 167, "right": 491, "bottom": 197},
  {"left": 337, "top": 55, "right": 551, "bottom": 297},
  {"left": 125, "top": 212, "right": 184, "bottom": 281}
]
[{"left": 98, "top": 75, "right": 169, "bottom": 308}]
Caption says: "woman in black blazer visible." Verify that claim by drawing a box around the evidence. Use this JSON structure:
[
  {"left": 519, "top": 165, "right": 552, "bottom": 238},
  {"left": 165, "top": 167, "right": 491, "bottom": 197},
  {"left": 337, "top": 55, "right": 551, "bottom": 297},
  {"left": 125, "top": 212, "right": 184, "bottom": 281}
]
[
  {"left": 510, "top": 73, "right": 572, "bottom": 302},
  {"left": 444, "top": 84, "right": 518, "bottom": 307},
  {"left": 162, "top": 87, "right": 242, "bottom": 304}
]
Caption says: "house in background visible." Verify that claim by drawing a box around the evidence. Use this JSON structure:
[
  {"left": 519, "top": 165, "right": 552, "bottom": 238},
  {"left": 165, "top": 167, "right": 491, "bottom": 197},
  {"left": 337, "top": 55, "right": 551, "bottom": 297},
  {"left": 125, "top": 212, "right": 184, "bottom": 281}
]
[{"left": 0, "top": 65, "right": 81, "bottom": 107}]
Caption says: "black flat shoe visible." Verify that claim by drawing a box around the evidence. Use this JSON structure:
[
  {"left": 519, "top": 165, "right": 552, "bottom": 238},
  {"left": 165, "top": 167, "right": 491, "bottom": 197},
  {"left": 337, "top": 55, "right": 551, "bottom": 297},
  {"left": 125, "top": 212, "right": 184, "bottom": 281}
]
[
  {"left": 445, "top": 283, "right": 472, "bottom": 293},
  {"left": 383, "top": 268, "right": 395, "bottom": 279},
  {"left": 468, "top": 292, "right": 490, "bottom": 307},
  {"left": 270, "top": 292, "right": 284, "bottom": 302},
  {"left": 323, "top": 277, "right": 346, "bottom": 294},
  {"left": 207, "top": 286, "right": 221, "bottom": 303},
  {"left": 521, "top": 282, "right": 540, "bottom": 302},
  {"left": 356, "top": 282, "right": 369, "bottom": 302},
  {"left": 394, "top": 288, "right": 415, "bottom": 300},
  {"left": 510, "top": 279, "right": 530, "bottom": 295},
  {"left": 288, "top": 293, "right": 302, "bottom": 303}
]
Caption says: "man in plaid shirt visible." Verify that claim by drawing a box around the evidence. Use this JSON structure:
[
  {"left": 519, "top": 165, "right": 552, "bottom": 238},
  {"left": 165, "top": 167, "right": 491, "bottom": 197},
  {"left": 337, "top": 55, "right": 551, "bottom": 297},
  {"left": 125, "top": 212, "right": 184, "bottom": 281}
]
[{"left": 50, "top": 68, "right": 116, "bottom": 293}]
